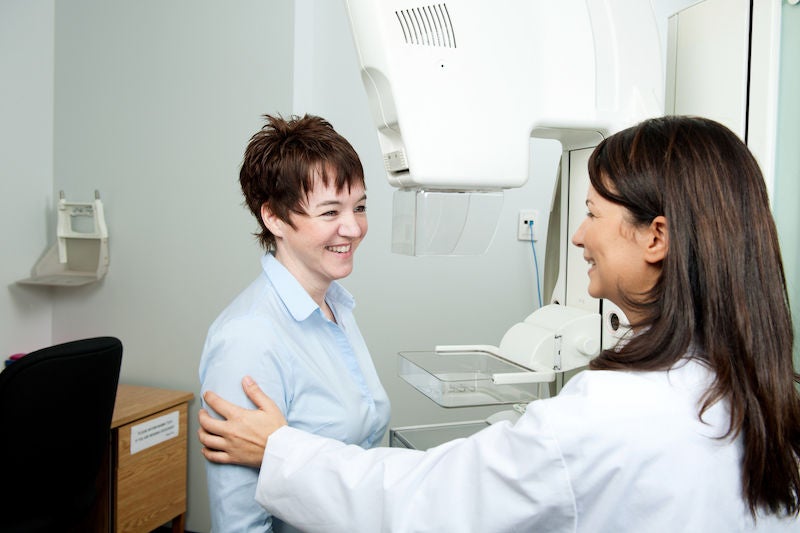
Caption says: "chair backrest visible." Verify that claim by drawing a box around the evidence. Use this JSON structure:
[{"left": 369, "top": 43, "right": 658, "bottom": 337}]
[{"left": 0, "top": 336, "right": 123, "bottom": 532}]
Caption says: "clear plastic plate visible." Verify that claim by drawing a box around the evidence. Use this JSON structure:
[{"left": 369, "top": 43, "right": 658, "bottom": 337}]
[{"left": 398, "top": 351, "right": 540, "bottom": 408}]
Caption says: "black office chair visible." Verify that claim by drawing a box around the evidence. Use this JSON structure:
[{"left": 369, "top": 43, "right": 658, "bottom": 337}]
[{"left": 0, "top": 336, "right": 123, "bottom": 533}]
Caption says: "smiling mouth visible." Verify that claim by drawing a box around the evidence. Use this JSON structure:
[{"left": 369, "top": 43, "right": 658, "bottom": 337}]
[{"left": 327, "top": 244, "right": 351, "bottom": 253}]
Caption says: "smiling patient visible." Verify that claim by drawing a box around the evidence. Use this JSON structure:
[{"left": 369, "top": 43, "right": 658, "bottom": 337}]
[{"left": 198, "top": 114, "right": 390, "bottom": 533}]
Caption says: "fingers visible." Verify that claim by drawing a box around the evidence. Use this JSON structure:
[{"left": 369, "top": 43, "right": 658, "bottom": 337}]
[
  {"left": 241, "top": 375, "right": 279, "bottom": 412},
  {"left": 197, "top": 413, "right": 239, "bottom": 465},
  {"left": 198, "top": 433, "right": 226, "bottom": 456},
  {"left": 197, "top": 413, "right": 224, "bottom": 446},
  {"left": 203, "top": 390, "right": 243, "bottom": 420},
  {"left": 197, "top": 409, "right": 225, "bottom": 438},
  {"left": 199, "top": 440, "right": 234, "bottom": 464},
  {"left": 241, "top": 376, "right": 287, "bottom": 428},
  {"left": 197, "top": 380, "right": 288, "bottom": 468},
  {"left": 197, "top": 421, "right": 226, "bottom": 463},
  {"left": 198, "top": 407, "right": 228, "bottom": 438}
]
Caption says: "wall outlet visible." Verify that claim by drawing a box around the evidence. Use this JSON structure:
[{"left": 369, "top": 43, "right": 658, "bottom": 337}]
[{"left": 517, "top": 209, "right": 539, "bottom": 241}]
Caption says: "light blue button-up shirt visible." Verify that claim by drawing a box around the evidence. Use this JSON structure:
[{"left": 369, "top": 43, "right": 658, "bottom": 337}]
[{"left": 199, "top": 253, "right": 391, "bottom": 532}]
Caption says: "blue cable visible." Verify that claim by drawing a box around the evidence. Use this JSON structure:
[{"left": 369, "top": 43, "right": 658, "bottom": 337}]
[{"left": 528, "top": 220, "right": 543, "bottom": 309}]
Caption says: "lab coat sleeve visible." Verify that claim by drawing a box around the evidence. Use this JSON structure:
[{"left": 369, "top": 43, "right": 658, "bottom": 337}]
[{"left": 255, "top": 404, "right": 577, "bottom": 533}]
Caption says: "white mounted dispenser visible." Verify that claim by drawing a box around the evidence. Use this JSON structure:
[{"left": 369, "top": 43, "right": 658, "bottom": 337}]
[{"left": 18, "top": 191, "right": 109, "bottom": 287}]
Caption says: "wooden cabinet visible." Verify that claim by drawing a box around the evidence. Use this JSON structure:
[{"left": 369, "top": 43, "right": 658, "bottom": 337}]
[{"left": 104, "top": 384, "right": 194, "bottom": 532}]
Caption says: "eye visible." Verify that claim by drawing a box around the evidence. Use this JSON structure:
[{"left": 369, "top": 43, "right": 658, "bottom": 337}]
[
  {"left": 320, "top": 210, "right": 338, "bottom": 217},
  {"left": 355, "top": 204, "right": 367, "bottom": 213},
  {"left": 586, "top": 211, "right": 596, "bottom": 219}
]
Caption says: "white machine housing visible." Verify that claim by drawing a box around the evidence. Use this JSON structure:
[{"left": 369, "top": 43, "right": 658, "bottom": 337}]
[
  {"left": 344, "top": 0, "right": 664, "bottom": 256},
  {"left": 345, "top": 0, "right": 663, "bottom": 402}
]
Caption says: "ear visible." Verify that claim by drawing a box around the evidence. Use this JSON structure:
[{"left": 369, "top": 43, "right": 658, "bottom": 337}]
[
  {"left": 260, "top": 203, "right": 285, "bottom": 238},
  {"left": 643, "top": 215, "right": 668, "bottom": 264}
]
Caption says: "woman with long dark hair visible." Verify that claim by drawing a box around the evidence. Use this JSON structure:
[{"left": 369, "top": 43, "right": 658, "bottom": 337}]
[{"left": 584, "top": 115, "right": 800, "bottom": 518}]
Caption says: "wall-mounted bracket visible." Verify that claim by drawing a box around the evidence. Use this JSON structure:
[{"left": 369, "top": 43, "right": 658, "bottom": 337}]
[{"left": 17, "top": 190, "right": 109, "bottom": 287}]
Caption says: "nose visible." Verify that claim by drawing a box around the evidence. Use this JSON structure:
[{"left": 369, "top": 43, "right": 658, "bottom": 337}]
[
  {"left": 338, "top": 213, "right": 366, "bottom": 239},
  {"left": 571, "top": 219, "right": 586, "bottom": 248}
]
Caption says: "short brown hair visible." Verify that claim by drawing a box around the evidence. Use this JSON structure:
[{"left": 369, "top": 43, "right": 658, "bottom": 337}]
[{"left": 239, "top": 114, "right": 365, "bottom": 250}]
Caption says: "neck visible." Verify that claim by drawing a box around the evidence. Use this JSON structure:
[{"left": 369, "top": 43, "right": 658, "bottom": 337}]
[
  {"left": 275, "top": 248, "right": 331, "bottom": 302},
  {"left": 272, "top": 250, "right": 333, "bottom": 320}
]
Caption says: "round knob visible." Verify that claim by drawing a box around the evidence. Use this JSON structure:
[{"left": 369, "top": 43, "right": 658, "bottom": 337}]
[{"left": 576, "top": 336, "right": 600, "bottom": 356}]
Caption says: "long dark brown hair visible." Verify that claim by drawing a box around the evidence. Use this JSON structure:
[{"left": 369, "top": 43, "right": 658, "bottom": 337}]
[{"left": 588, "top": 115, "right": 800, "bottom": 517}]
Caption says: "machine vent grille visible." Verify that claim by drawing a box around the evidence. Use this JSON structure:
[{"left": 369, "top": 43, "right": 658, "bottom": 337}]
[{"left": 395, "top": 4, "right": 456, "bottom": 48}]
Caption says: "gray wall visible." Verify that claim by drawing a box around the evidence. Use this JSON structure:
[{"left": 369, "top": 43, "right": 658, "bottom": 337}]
[
  {"left": 774, "top": 1, "right": 800, "bottom": 369},
  {"left": 1, "top": 0, "right": 54, "bottom": 356},
  {"left": 2, "top": 1, "right": 704, "bottom": 531},
  {"left": 49, "top": 1, "right": 294, "bottom": 530}
]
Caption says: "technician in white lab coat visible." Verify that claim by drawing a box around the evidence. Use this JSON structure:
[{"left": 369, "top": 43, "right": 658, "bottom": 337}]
[{"left": 198, "top": 116, "right": 800, "bottom": 532}]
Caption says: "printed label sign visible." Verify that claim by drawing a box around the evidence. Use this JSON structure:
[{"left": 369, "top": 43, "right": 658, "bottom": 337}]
[{"left": 130, "top": 410, "right": 179, "bottom": 454}]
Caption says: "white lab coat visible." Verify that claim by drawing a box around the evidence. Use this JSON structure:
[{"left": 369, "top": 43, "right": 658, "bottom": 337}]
[{"left": 255, "top": 358, "right": 798, "bottom": 532}]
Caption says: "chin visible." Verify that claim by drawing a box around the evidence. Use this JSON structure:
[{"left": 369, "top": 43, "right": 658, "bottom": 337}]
[
  {"left": 587, "top": 288, "right": 606, "bottom": 301},
  {"left": 331, "top": 267, "right": 353, "bottom": 280}
]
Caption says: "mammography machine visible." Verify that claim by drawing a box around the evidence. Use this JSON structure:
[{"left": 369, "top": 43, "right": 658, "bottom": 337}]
[
  {"left": 343, "top": 0, "right": 663, "bottom": 421},
  {"left": 342, "top": 0, "right": 779, "bottom": 446}
]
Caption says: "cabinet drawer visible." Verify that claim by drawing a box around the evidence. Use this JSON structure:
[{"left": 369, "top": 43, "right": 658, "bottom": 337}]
[{"left": 114, "top": 403, "right": 188, "bottom": 532}]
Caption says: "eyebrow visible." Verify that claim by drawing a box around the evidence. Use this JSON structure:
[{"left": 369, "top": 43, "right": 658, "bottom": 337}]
[{"left": 313, "top": 194, "right": 367, "bottom": 208}]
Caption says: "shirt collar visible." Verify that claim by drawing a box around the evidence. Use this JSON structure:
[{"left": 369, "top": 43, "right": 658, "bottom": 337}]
[{"left": 261, "top": 253, "right": 355, "bottom": 321}]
